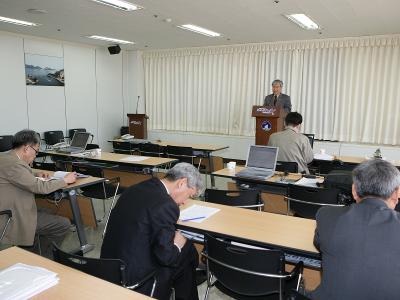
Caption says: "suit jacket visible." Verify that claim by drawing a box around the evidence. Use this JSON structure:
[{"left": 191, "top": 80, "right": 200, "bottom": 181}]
[
  {"left": 267, "top": 128, "right": 314, "bottom": 173},
  {"left": 311, "top": 198, "right": 400, "bottom": 300},
  {"left": 101, "top": 178, "right": 180, "bottom": 286},
  {"left": 0, "top": 151, "right": 66, "bottom": 245},
  {"left": 263, "top": 93, "right": 292, "bottom": 113}
]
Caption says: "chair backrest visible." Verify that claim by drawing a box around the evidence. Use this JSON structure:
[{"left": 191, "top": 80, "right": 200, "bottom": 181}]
[
  {"left": 317, "top": 159, "right": 357, "bottom": 175},
  {"left": 0, "top": 210, "right": 12, "bottom": 242},
  {"left": 52, "top": 243, "right": 126, "bottom": 286},
  {"left": 165, "top": 145, "right": 195, "bottom": 164},
  {"left": 287, "top": 184, "right": 342, "bottom": 219},
  {"left": 44, "top": 131, "right": 65, "bottom": 146},
  {"left": 68, "top": 128, "right": 86, "bottom": 139},
  {"left": 204, "top": 234, "right": 285, "bottom": 297},
  {"left": 33, "top": 161, "right": 57, "bottom": 171},
  {"left": 204, "top": 189, "right": 262, "bottom": 210},
  {"left": 86, "top": 143, "right": 99, "bottom": 150},
  {"left": 120, "top": 126, "right": 129, "bottom": 136},
  {"left": 303, "top": 134, "right": 315, "bottom": 149},
  {"left": 0, "top": 135, "right": 13, "bottom": 152},
  {"left": 139, "top": 143, "right": 164, "bottom": 157},
  {"left": 113, "top": 141, "right": 132, "bottom": 154},
  {"left": 72, "top": 164, "right": 104, "bottom": 178},
  {"left": 275, "top": 161, "right": 299, "bottom": 173}
]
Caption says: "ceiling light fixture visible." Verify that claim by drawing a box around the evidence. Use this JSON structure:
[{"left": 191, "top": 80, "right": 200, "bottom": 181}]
[
  {"left": 285, "top": 14, "right": 319, "bottom": 30},
  {"left": 87, "top": 35, "right": 134, "bottom": 44},
  {"left": 90, "top": 0, "right": 142, "bottom": 11},
  {"left": 0, "top": 16, "right": 39, "bottom": 26},
  {"left": 177, "top": 24, "right": 221, "bottom": 37}
]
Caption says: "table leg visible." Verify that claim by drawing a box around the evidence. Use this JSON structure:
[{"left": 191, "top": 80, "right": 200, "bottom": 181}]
[
  {"left": 68, "top": 189, "right": 94, "bottom": 253},
  {"left": 208, "top": 152, "right": 216, "bottom": 187}
]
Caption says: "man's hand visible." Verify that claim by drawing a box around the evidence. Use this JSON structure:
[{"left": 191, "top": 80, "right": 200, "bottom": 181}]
[
  {"left": 63, "top": 172, "right": 77, "bottom": 184},
  {"left": 36, "top": 172, "right": 50, "bottom": 179},
  {"left": 174, "top": 231, "right": 187, "bottom": 250}
]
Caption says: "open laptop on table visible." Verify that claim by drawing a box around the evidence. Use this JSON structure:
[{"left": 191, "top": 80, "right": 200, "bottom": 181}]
[
  {"left": 236, "top": 145, "right": 279, "bottom": 181},
  {"left": 56, "top": 132, "right": 90, "bottom": 154}
]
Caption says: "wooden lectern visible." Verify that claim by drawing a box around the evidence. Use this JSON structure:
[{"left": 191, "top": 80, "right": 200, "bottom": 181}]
[
  {"left": 127, "top": 114, "right": 148, "bottom": 139},
  {"left": 252, "top": 106, "right": 286, "bottom": 145}
]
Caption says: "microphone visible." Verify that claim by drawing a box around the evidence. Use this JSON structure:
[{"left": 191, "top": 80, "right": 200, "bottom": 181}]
[{"left": 135, "top": 96, "right": 140, "bottom": 114}]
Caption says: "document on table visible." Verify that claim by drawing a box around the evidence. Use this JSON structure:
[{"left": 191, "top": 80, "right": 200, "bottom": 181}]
[
  {"left": 0, "top": 263, "right": 59, "bottom": 300},
  {"left": 119, "top": 156, "right": 149, "bottom": 162},
  {"left": 313, "top": 153, "right": 334, "bottom": 161},
  {"left": 36, "top": 171, "right": 88, "bottom": 182},
  {"left": 294, "top": 177, "right": 320, "bottom": 187},
  {"left": 179, "top": 205, "right": 220, "bottom": 223}
]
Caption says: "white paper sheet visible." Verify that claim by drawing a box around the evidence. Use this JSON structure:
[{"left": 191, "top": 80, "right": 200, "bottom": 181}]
[
  {"left": 179, "top": 205, "right": 220, "bottom": 223},
  {"left": 313, "top": 153, "right": 334, "bottom": 161},
  {"left": 119, "top": 156, "right": 149, "bottom": 162},
  {"left": 294, "top": 177, "right": 320, "bottom": 187}
]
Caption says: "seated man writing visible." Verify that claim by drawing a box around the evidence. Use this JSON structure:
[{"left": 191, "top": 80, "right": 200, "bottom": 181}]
[
  {"left": 0, "top": 129, "right": 76, "bottom": 258},
  {"left": 101, "top": 163, "right": 204, "bottom": 300}
]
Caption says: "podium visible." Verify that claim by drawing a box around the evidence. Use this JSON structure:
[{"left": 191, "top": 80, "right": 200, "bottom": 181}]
[
  {"left": 127, "top": 114, "right": 148, "bottom": 139},
  {"left": 252, "top": 106, "right": 286, "bottom": 145}
]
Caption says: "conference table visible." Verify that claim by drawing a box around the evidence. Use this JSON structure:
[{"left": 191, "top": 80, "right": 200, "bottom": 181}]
[
  {"left": 0, "top": 247, "right": 151, "bottom": 299},
  {"left": 109, "top": 139, "right": 229, "bottom": 186},
  {"left": 34, "top": 169, "right": 105, "bottom": 253}
]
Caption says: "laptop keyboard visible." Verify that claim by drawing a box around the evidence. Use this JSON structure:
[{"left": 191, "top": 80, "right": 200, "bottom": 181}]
[{"left": 236, "top": 169, "right": 274, "bottom": 180}]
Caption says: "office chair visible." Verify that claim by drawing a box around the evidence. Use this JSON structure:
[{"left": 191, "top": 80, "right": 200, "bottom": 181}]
[
  {"left": 204, "top": 189, "right": 263, "bottom": 211},
  {"left": 86, "top": 143, "right": 99, "bottom": 150},
  {"left": 0, "top": 135, "right": 13, "bottom": 152},
  {"left": 0, "top": 210, "right": 12, "bottom": 242},
  {"left": 43, "top": 131, "right": 65, "bottom": 146},
  {"left": 316, "top": 159, "right": 357, "bottom": 175},
  {"left": 120, "top": 126, "right": 129, "bottom": 136},
  {"left": 276, "top": 161, "right": 299, "bottom": 173},
  {"left": 138, "top": 143, "right": 164, "bottom": 157},
  {"left": 32, "top": 161, "right": 57, "bottom": 171},
  {"left": 68, "top": 128, "right": 86, "bottom": 139},
  {"left": 72, "top": 164, "right": 122, "bottom": 222},
  {"left": 113, "top": 141, "right": 133, "bottom": 154},
  {"left": 303, "top": 134, "right": 315, "bottom": 149},
  {"left": 52, "top": 243, "right": 157, "bottom": 297},
  {"left": 285, "top": 185, "right": 343, "bottom": 219},
  {"left": 202, "top": 234, "right": 304, "bottom": 300}
]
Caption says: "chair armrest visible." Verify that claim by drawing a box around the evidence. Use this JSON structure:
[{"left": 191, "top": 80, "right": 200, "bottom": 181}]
[
  {"left": 124, "top": 269, "right": 157, "bottom": 290},
  {"left": 0, "top": 210, "right": 12, "bottom": 218}
]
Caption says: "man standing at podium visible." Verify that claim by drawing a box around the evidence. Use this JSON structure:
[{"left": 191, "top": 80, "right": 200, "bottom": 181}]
[{"left": 263, "top": 79, "right": 292, "bottom": 113}]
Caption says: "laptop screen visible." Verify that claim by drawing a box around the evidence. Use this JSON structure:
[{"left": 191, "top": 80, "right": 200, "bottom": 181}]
[
  {"left": 246, "top": 145, "right": 278, "bottom": 170},
  {"left": 70, "top": 132, "right": 90, "bottom": 148}
]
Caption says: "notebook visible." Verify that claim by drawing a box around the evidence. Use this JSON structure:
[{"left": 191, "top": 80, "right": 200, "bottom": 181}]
[
  {"left": 236, "top": 145, "right": 279, "bottom": 180},
  {"left": 57, "top": 132, "right": 90, "bottom": 154}
]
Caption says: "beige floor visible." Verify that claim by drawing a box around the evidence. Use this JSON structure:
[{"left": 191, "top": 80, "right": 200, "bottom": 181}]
[{"left": 61, "top": 174, "right": 234, "bottom": 299}]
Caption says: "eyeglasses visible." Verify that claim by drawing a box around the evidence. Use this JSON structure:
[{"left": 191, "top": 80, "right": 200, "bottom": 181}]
[{"left": 29, "top": 145, "right": 39, "bottom": 155}]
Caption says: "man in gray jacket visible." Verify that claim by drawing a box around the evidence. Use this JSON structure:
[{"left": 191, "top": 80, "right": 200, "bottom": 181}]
[
  {"left": 0, "top": 129, "right": 76, "bottom": 258},
  {"left": 267, "top": 112, "right": 313, "bottom": 173},
  {"left": 263, "top": 79, "right": 292, "bottom": 113}
]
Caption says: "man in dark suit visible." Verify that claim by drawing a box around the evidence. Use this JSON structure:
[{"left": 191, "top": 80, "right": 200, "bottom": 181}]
[
  {"left": 310, "top": 159, "right": 400, "bottom": 300},
  {"left": 101, "top": 163, "right": 204, "bottom": 300},
  {"left": 263, "top": 79, "right": 292, "bottom": 113}
]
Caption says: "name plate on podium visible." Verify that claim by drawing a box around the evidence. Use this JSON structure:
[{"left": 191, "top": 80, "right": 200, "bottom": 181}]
[{"left": 252, "top": 105, "right": 286, "bottom": 145}]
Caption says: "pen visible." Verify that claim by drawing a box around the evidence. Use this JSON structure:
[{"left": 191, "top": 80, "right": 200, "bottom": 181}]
[{"left": 181, "top": 216, "right": 206, "bottom": 222}]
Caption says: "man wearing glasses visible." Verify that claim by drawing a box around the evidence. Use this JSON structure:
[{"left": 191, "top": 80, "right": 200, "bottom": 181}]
[{"left": 0, "top": 129, "right": 76, "bottom": 258}]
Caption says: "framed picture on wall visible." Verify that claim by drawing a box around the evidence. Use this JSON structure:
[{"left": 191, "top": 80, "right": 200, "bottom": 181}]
[{"left": 25, "top": 54, "right": 65, "bottom": 86}]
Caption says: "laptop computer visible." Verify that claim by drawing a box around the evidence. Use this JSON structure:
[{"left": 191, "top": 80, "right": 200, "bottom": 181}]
[
  {"left": 236, "top": 145, "right": 279, "bottom": 180},
  {"left": 57, "top": 132, "right": 91, "bottom": 154}
]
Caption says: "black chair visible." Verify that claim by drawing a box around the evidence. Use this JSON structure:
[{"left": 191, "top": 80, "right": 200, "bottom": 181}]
[
  {"left": 44, "top": 131, "right": 65, "bottom": 146},
  {"left": 32, "top": 161, "right": 57, "bottom": 171},
  {"left": 165, "top": 145, "right": 200, "bottom": 167},
  {"left": 86, "top": 143, "right": 99, "bottom": 150},
  {"left": 0, "top": 135, "right": 13, "bottom": 152},
  {"left": 113, "top": 141, "right": 133, "bottom": 154},
  {"left": 285, "top": 184, "right": 343, "bottom": 219},
  {"left": 139, "top": 143, "right": 164, "bottom": 157},
  {"left": 204, "top": 189, "right": 263, "bottom": 211},
  {"left": 120, "top": 126, "right": 129, "bottom": 136},
  {"left": 52, "top": 243, "right": 157, "bottom": 297},
  {"left": 276, "top": 161, "right": 299, "bottom": 173},
  {"left": 286, "top": 290, "right": 312, "bottom": 300},
  {"left": 316, "top": 159, "right": 357, "bottom": 175},
  {"left": 303, "top": 134, "right": 315, "bottom": 149},
  {"left": 202, "top": 234, "right": 304, "bottom": 300},
  {"left": 71, "top": 164, "right": 122, "bottom": 223},
  {"left": 68, "top": 128, "right": 86, "bottom": 139},
  {"left": 0, "top": 210, "right": 12, "bottom": 242}
]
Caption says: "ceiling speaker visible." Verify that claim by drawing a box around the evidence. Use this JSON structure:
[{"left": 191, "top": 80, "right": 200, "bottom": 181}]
[{"left": 108, "top": 45, "right": 121, "bottom": 55}]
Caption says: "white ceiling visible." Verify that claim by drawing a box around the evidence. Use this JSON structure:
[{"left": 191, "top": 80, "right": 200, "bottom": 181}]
[{"left": 0, "top": 0, "right": 399, "bottom": 50}]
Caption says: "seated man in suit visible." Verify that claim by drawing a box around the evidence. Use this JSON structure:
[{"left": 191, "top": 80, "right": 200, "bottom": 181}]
[
  {"left": 263, "top": 79, "right": 292, "bottom": 113},
  {"left": 310, "top": 159, "right": 400, "bottom": 300},
  {"left": 0, "top": 129, "right": 76, "bottom": 258},
  {"left": 101, "top": 163, "right": 204, "bottom": 300},
  {"left": 268, "top": 112, "right": 313, "bottom": 173}
]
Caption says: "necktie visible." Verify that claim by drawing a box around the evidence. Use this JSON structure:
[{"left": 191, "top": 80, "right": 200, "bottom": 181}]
[{"left": 273, "top": 95, "right": 277, "bottom": 106}]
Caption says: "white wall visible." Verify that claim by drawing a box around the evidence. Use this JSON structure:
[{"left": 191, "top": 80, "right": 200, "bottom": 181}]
[{"left": 0, "top": 31, "right": 135, "bottom": 151}]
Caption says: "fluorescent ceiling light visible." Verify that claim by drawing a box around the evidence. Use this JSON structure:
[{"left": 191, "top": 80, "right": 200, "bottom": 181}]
[
  {"left": 90, "top": 0, "right": 142, "bottom": 11},
  {"left": 87, "top": 35, "right": 134, "bottom": 44},
  {"left": 285, "top": 14, "right": 319, "bottom": 30},
  {"left": 177, "top": 24, "right": 221, "bottom": 37},
  {"left": 0, "top": 16, "right": 39, "bottom": 27}
]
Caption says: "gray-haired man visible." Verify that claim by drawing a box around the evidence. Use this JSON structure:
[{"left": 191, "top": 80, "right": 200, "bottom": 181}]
[
  {"left": 310, "top": 159, "right": 400, "bottom": 300},
  {"left": 263, "top": 79, "right": 292, "bottom": 113},
  {"left": 101, "top": 163, "right": 204, "bottom": 300}
]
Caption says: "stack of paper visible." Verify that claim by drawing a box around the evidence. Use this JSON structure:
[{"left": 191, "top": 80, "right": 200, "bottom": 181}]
[
  {"left": 119, "top": 156, "right": 149, "bottom": 162},
  {"left": 313, "top": 153, "right": 334, "bottom": 161},
  {"left": 179, "top": 205, "right": 220, "bottom": 223},
  {"left": 0, "top": 263, "right": 59, "bottom": 300},
  {"left": 36, "top": 171, "right": 88, "bottom": 182},
  {"left": 294, "top": 177, "right": 320, "bottom": 187}
]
